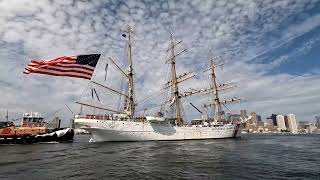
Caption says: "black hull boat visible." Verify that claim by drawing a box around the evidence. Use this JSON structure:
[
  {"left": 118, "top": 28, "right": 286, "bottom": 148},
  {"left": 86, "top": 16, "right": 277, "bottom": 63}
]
[{"left": 0, "top": 128, "right": 74, "bottom": 144}]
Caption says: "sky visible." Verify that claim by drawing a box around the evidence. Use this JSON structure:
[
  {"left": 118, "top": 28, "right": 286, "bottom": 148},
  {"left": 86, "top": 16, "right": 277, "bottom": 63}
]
[{"left": 1, "top": 0, "right": 320, "bottom": 126}]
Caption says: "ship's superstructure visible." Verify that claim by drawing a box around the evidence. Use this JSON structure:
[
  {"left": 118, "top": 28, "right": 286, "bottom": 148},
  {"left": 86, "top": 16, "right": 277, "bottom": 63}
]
[
  {"left": 21, "top": 112, "right": 46, "bottom": 127},
  {"left": 74, "top": 26, "right": 244, "bottom": 142}
]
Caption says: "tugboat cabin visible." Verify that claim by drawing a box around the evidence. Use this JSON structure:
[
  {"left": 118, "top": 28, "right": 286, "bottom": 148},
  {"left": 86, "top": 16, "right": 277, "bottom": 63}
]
[{"left": 21, "top": 112, "right": 46, "bottom": 127}]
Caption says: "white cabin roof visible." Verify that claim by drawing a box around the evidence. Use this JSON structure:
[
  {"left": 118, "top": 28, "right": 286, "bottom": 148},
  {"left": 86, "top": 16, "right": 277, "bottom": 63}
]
[{"left": 23, "top": 112, "right": 42, "bottom": 118}]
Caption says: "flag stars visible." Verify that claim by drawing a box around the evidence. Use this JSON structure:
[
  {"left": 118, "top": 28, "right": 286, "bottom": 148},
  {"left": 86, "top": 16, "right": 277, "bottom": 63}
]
[{"left": 76, "top": 54, "right": 101, "bottom": 67}]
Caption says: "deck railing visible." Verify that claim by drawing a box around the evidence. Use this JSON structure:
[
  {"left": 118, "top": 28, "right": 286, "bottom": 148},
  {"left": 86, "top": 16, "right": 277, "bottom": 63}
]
[{"left": 75, "top": 114, "right": 147, "bottom": 121}]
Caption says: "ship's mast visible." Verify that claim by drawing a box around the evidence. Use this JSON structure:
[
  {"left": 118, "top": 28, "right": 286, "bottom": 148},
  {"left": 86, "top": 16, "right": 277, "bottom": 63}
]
[
  {"left": 75, "top": 25, "right": 136, "bottom": 117},
  {"left": 209, "top": 50, "right": 222, "bottom": 121},
  {"left": 206, "top": 50, "right": 240, "bottom": 122},
  {"left": 181, "top": 49, "right": 239, "bottom": 122},
  {"left": 164, "top": 32, "right": 195, "bottom": 125},
  {"left": 169, "top": 32, "right": 183, "bottom": 126},
  {"left": 124, "top": 25, "right": 135, "bottom": 118}
]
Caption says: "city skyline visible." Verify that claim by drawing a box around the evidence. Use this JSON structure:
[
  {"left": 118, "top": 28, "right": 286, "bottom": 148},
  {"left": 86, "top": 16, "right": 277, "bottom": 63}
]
[
  {"left": 237, "top": 110, "right": 312, "bottom": 133},
  {"left": 0, "top": 0, "right": 320, "bottom": 124},
  {"left": 240, "top": 109, "right": 320, "bottom": 124}
]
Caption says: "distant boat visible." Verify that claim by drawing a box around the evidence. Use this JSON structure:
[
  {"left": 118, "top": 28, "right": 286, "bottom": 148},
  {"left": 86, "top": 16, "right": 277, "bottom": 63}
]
[{"left": 74, "top": 25, "right": 247, "bottom": 142}]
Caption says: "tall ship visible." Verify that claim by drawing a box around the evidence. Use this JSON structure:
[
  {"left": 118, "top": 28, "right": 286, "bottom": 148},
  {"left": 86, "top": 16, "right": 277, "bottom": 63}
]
[{"left": 74, "top": 26, "right": 247, "bottom": 142}]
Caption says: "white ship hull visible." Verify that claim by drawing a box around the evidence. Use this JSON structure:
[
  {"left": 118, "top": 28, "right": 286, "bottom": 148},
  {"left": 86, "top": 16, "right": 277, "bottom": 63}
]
[{"left": 74, "top": 118, "right": 242, "bottom": 142}]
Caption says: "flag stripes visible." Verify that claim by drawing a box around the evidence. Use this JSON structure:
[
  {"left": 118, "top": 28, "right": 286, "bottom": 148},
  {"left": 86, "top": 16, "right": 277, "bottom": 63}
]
[
  {"left": 25, "top": 65, "right": 94, "bottom": 75},
  {"left": 24, "top": 69, "right": 93, "bottom": 79}
]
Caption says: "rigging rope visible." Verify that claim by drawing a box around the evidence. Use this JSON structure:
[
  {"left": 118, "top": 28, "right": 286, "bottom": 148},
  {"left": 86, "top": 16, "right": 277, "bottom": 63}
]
[
  {"left": 44, "top": 107, "right": 63, "bottom": 120},
  {"left": 136, "top": 103, "right": 164, "bottom": 112},
  {"left": 136, "top": 89, "right": 165, "bottom": 105}
]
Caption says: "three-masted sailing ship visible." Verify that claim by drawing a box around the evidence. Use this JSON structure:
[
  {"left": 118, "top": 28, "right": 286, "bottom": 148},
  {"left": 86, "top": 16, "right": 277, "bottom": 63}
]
[{"left": 74, "top": 26, "right": 244, "bottom": 142}]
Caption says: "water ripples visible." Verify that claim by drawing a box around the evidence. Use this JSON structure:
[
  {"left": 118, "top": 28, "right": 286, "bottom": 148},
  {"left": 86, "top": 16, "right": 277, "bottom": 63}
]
[{"left": 0, "top": 134, "right": 319, "bottom": 179}]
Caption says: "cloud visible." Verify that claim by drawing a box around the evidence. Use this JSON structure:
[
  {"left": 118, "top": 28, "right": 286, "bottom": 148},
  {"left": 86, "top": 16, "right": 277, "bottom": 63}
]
[{"left": 0, "top": 0, "right": 320, "bottom": 125}]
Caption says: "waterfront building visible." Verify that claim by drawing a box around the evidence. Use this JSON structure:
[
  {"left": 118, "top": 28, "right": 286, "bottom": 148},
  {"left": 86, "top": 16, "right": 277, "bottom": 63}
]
[
  {"left": 284, "top": 115, "right": 289, "bottom": 129},
  {"left": 315, "top": 116, "right": 320, "bottom": 129},
  {"left": 250, "top": 112, "right": 258, "bottom": 126},
  {"left": 240, "top": 110, "right": 249, "bottom": 128},
  {"left": 257, "top": 115, "right": 262, "bottom": 122},
  {"left": 240, "top": 110, "right": 247, "bottom": 119},
  {"left": 276, "top": 115, "right": 286, "bottom": 131},
  {"left": 266, "top": 118, "right": 274, "bottom": 127},
  {"left": 306, "top": 124, "right": 317, "bottom": 134},
  {"left": 287, "top": 114, "right": 298, "bottom": 134},
  {"left": 271, "top": 114, "right": 278, "bottom": 126},
  {"left": 298, "top": 121, "right": 309, "bottom": 129},
  {"left": 47, "top": 117, "right": 61, "bottom": 129},
  {"left": 227, "top": 113, "right": 241, "bottom": 122},
  {"left": 257, "top": 121, "right": 265, "bottom": 127}
]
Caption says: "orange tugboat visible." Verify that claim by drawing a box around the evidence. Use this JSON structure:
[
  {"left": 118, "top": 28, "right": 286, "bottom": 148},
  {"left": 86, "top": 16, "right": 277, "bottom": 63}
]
[{"left": 0, "top": 112, "right": 74, "bottom": 144}]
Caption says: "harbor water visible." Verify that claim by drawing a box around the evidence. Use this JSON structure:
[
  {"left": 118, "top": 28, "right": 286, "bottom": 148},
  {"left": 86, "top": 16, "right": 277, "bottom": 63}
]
[{"left": 0, "top": 134, "right": 319, "bottom": 179}]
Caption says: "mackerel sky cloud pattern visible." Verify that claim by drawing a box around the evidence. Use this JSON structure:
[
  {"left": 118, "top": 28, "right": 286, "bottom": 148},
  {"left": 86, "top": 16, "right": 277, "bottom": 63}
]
[{"left": 0, "top": 0, "right": 320, "bottom": 124}]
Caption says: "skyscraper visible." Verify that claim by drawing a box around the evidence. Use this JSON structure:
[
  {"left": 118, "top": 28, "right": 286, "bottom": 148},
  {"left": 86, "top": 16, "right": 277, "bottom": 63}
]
[
  {"left": 306, "top": 124, "right": 317, "bottom": 134},
  {"left": 315, "top": 116, "right": 320, "bottom": 129},
  {"left": 298, "top": 121, "right": 309, "bottom": 129},
  {"left": 250, "top": 112, "right": 258, "bottom": 126},
  {"left": 287, "top": 114, "right": 298, "bottom": 134},
  {"left": 257, "top": 115, "right": 262, "bottom": 122},
  {"left": 227, "top": 113, "right": 241, "bottom": 122},
  {"left": 284, "top": 115, "right": 289, "bottom": 129},
  {"left": 240, "top": 110, "right": 249, "bottom": 128},
  {"left": 276, "top": 115, "right": 286, "bottom": 131},
  {"left": 271, "top": 114, "right": 278, "bottom": 126},
  {"left": 240, "top": 110, "right": 247, "bottom": 119},
  {"left": 266, "top": 117, "right": 274, "bottom": 126}
]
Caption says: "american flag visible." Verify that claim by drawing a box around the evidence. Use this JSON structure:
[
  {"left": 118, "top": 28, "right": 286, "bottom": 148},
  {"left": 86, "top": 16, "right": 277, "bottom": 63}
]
[{"left": 24, "top": 54, "right": 101, "bottom": 80}]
